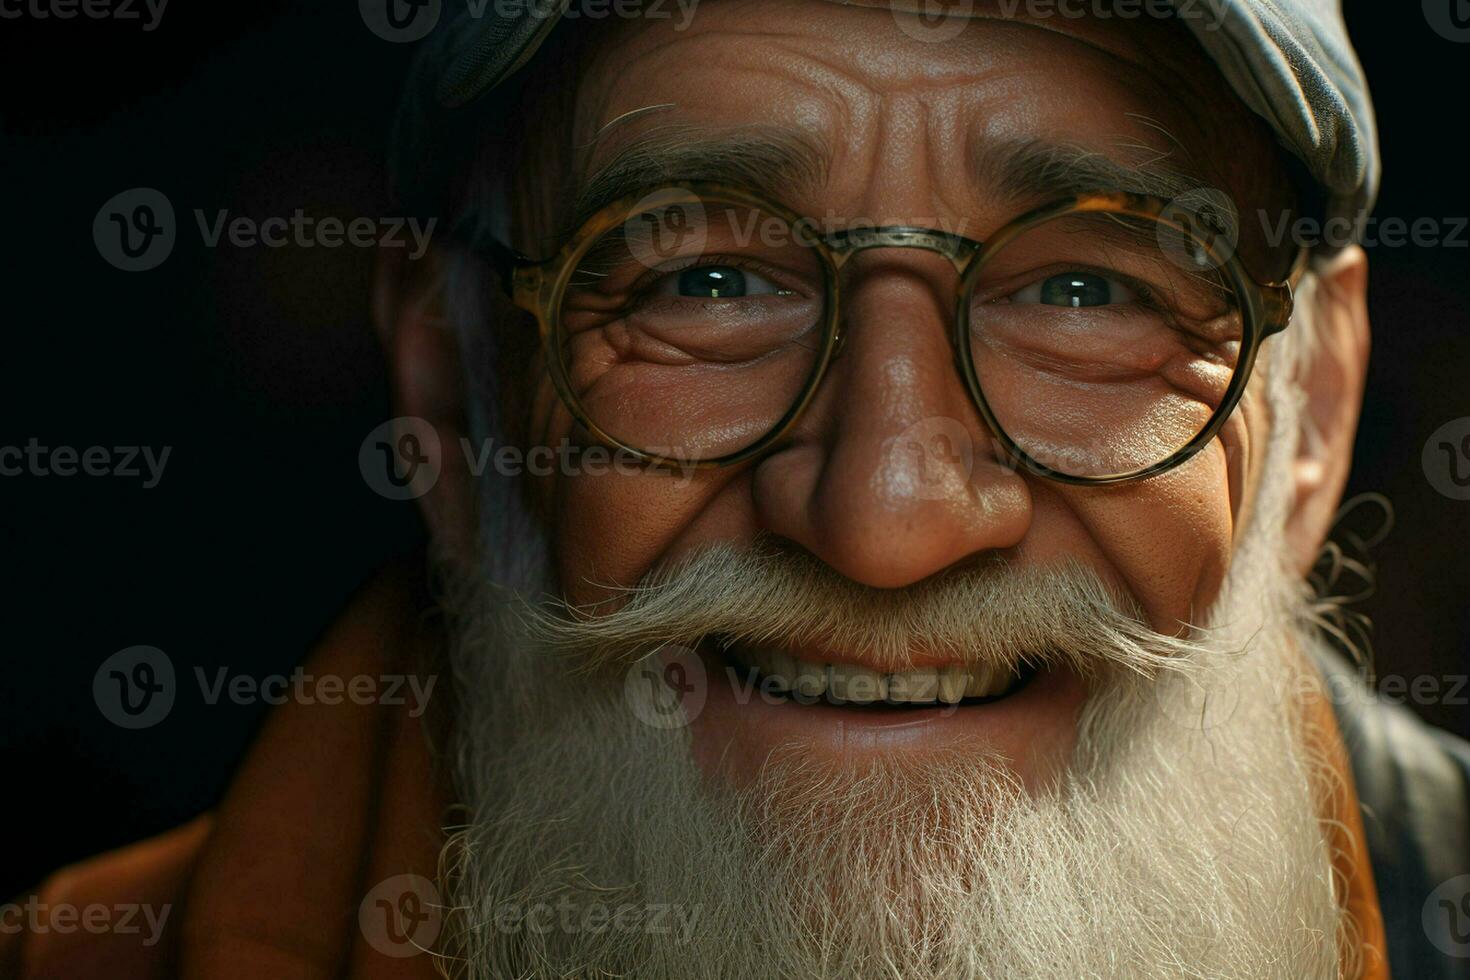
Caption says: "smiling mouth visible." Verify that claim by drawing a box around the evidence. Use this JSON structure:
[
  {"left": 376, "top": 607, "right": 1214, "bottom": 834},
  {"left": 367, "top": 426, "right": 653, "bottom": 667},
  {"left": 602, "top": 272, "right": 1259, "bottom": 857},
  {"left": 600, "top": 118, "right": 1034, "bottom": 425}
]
[{"left": 714, "top": 639, "right": 1040, "bottom": 709}]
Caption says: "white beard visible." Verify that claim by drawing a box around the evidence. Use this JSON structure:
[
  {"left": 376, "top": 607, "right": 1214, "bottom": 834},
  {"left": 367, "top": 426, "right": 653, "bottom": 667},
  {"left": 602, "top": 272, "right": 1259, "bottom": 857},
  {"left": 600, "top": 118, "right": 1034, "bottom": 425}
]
[{"left": 437, "top": 332, "right": 1349, "bottom": 978}]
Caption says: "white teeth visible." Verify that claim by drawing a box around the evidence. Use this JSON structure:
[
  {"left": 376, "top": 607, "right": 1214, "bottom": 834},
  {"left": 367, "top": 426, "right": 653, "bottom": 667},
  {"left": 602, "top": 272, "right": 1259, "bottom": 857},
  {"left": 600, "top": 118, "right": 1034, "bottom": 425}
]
[
  {"left": 886, "top": 668, "right": 938, "bottom": 703},
  {"left": 767, "top": 651, "right": 796, "bottom": 692},
  {"left": 968, "top": 664, "right": 1019, "bottom": 699},
  {"left": 746, "top": 647, "right": 775, "bottom": 679},
  {"left": 828, "top": 664, "right": 887, "bottom": 704},
  {"left": 792, "top": 659, "right": 829, "bottom": 698},
  {"left": 937, "top": 666, "right": 968, "bottom": 704},
  {"left": 965, "top": 664, "right": 994, "bottom": 699},
  {"left": 738, "top": 648, "right": 1018, "bottom": 705},
  {"left": 742, "top": 648, "right": 764, "bottom": 675}
]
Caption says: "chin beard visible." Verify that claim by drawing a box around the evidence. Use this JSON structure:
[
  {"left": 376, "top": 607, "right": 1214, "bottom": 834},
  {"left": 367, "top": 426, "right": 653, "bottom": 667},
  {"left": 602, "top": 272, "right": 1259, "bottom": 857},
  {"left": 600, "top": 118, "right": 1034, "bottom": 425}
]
[{"left": 431, "top": 547, "right": 1349, "bottom": 980}]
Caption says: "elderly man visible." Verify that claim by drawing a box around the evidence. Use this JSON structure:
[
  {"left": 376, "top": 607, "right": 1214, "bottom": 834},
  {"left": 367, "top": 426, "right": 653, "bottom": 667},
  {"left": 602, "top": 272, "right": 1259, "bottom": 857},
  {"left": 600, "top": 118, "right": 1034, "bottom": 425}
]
[{"left": 9, "top": 1, "right": 1470, "bottom": 978}]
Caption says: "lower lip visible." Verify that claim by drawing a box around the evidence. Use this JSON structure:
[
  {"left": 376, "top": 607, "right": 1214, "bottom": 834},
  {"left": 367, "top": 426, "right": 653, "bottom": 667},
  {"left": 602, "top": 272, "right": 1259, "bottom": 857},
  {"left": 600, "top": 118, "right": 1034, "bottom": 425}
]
[{"left": 672, "top": 647, "right": 1091, "bottom": 792}]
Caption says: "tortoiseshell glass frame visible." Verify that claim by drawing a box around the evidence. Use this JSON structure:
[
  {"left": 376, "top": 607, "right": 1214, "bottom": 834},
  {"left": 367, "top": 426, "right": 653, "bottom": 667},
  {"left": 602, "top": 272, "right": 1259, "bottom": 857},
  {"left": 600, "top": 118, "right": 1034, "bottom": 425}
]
[{"left": 484, "top": 180, "right": 1306, "bottom": 485}]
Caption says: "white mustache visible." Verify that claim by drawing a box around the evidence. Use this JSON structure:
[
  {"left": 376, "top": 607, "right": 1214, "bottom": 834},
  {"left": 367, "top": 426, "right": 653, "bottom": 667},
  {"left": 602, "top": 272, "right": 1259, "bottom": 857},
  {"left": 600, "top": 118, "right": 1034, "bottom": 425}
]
[{"left": 520, "top": 539, "right": 1213, "bottom": 679}]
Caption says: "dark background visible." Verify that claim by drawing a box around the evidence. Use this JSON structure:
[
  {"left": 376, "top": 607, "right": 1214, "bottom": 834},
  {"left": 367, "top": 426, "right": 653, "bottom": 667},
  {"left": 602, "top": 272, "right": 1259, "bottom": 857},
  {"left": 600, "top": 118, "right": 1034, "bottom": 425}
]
[{"left": 0, "top": 2, "right": 1466, "bottom": 898}]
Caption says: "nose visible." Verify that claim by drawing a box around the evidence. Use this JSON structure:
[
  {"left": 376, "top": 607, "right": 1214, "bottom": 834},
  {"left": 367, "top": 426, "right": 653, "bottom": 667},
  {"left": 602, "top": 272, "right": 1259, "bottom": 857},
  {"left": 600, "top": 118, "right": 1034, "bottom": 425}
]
[{"left": 751, "top": 253, "right": 1033, "bottom": 588}]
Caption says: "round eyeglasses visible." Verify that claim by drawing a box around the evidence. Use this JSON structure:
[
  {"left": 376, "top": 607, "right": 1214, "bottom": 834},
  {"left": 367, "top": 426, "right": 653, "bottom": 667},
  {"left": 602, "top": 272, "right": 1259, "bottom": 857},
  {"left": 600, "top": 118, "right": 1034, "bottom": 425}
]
[{"left": 482, "top": 181, "right": 1304, "bottom": 485}]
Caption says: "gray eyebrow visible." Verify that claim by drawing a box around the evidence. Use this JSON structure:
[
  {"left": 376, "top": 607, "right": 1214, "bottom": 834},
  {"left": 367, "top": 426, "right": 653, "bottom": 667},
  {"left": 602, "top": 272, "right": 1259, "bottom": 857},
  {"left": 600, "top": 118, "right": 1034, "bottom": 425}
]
[
  {"left": 975, "top": 136, "right": 1207, "bottom": 205},
  {"left": 566, "top": 128, "right": 1209, "bottom": 243}
]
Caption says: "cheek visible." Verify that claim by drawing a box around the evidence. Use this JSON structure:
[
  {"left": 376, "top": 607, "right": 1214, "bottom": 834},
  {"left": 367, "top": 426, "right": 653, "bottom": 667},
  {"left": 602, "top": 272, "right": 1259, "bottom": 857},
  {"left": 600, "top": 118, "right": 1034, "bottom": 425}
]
[
  {"left": 1026, "top": 370, "right": 1270, "bottom": 633},
  {"left": 1036, "top": 448, "right": 1238, "bottom": 634},
  {"left": 533, "top": 365, "right": 774, "bottom": 605},
  {"left": 553, "top": 470, "right": 736, "bottom": 604},
  {"left": 540, "top": 352, "right": 760, "bottom": 604}
]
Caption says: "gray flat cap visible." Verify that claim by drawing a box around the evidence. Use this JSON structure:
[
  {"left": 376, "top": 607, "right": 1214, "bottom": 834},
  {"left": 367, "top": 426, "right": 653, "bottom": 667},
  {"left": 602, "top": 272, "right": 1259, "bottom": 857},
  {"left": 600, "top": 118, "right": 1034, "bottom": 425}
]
[{"left": 390, "top": 0, "right": 1378, "bottom": 253}]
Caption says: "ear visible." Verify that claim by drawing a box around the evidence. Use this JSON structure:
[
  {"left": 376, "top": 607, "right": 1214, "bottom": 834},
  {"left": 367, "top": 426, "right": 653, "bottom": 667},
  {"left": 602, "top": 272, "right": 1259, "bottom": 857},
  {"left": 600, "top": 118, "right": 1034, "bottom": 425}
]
[
  {"left": 372, "top": 244, "right": 478, "bottom": 571},
  {"left": 1284, "top": 245, "right": 1371, "bottom": 576}
]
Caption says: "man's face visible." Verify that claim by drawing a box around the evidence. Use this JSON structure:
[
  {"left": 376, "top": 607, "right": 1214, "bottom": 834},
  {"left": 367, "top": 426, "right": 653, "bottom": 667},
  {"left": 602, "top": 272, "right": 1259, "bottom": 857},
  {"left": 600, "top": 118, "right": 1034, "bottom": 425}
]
[
  {"left": 432, "top": 5, "right": 1362, "bottom": 975},
  {"left": 527, "top": 0, "right": 1292, "bottom": 789}
]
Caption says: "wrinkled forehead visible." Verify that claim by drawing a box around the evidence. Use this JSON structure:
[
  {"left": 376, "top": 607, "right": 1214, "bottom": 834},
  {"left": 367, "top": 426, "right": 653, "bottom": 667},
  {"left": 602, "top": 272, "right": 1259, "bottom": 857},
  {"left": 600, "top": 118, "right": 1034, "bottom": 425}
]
[{"left": 564, "top": 0, "right": 1291, "bottom": 267}]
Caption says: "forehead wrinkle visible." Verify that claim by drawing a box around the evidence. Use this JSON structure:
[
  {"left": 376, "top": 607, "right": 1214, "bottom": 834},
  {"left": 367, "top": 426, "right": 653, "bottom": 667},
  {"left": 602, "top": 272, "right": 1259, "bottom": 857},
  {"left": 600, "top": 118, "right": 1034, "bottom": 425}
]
[
  {"left": 960, "top": 15, "right": 1288, "bottom": 211},
  {"left": 939, "top": 21, "right": 1289, "bottom": 228},
  {"left": 567, "top": 0, "right": 1289, "bottom": 246},
  {"left": 582, "top": 0, "right": 1260, "bottom": 156},
  {"left": 580, "top": 31, "right": 873, "bottom": 158},
  {"left": 580, "top": 25, "right": 849, "bottom": 124},
  {"left": 570, "top": 122, "right": 832, "bottom": 231}
]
